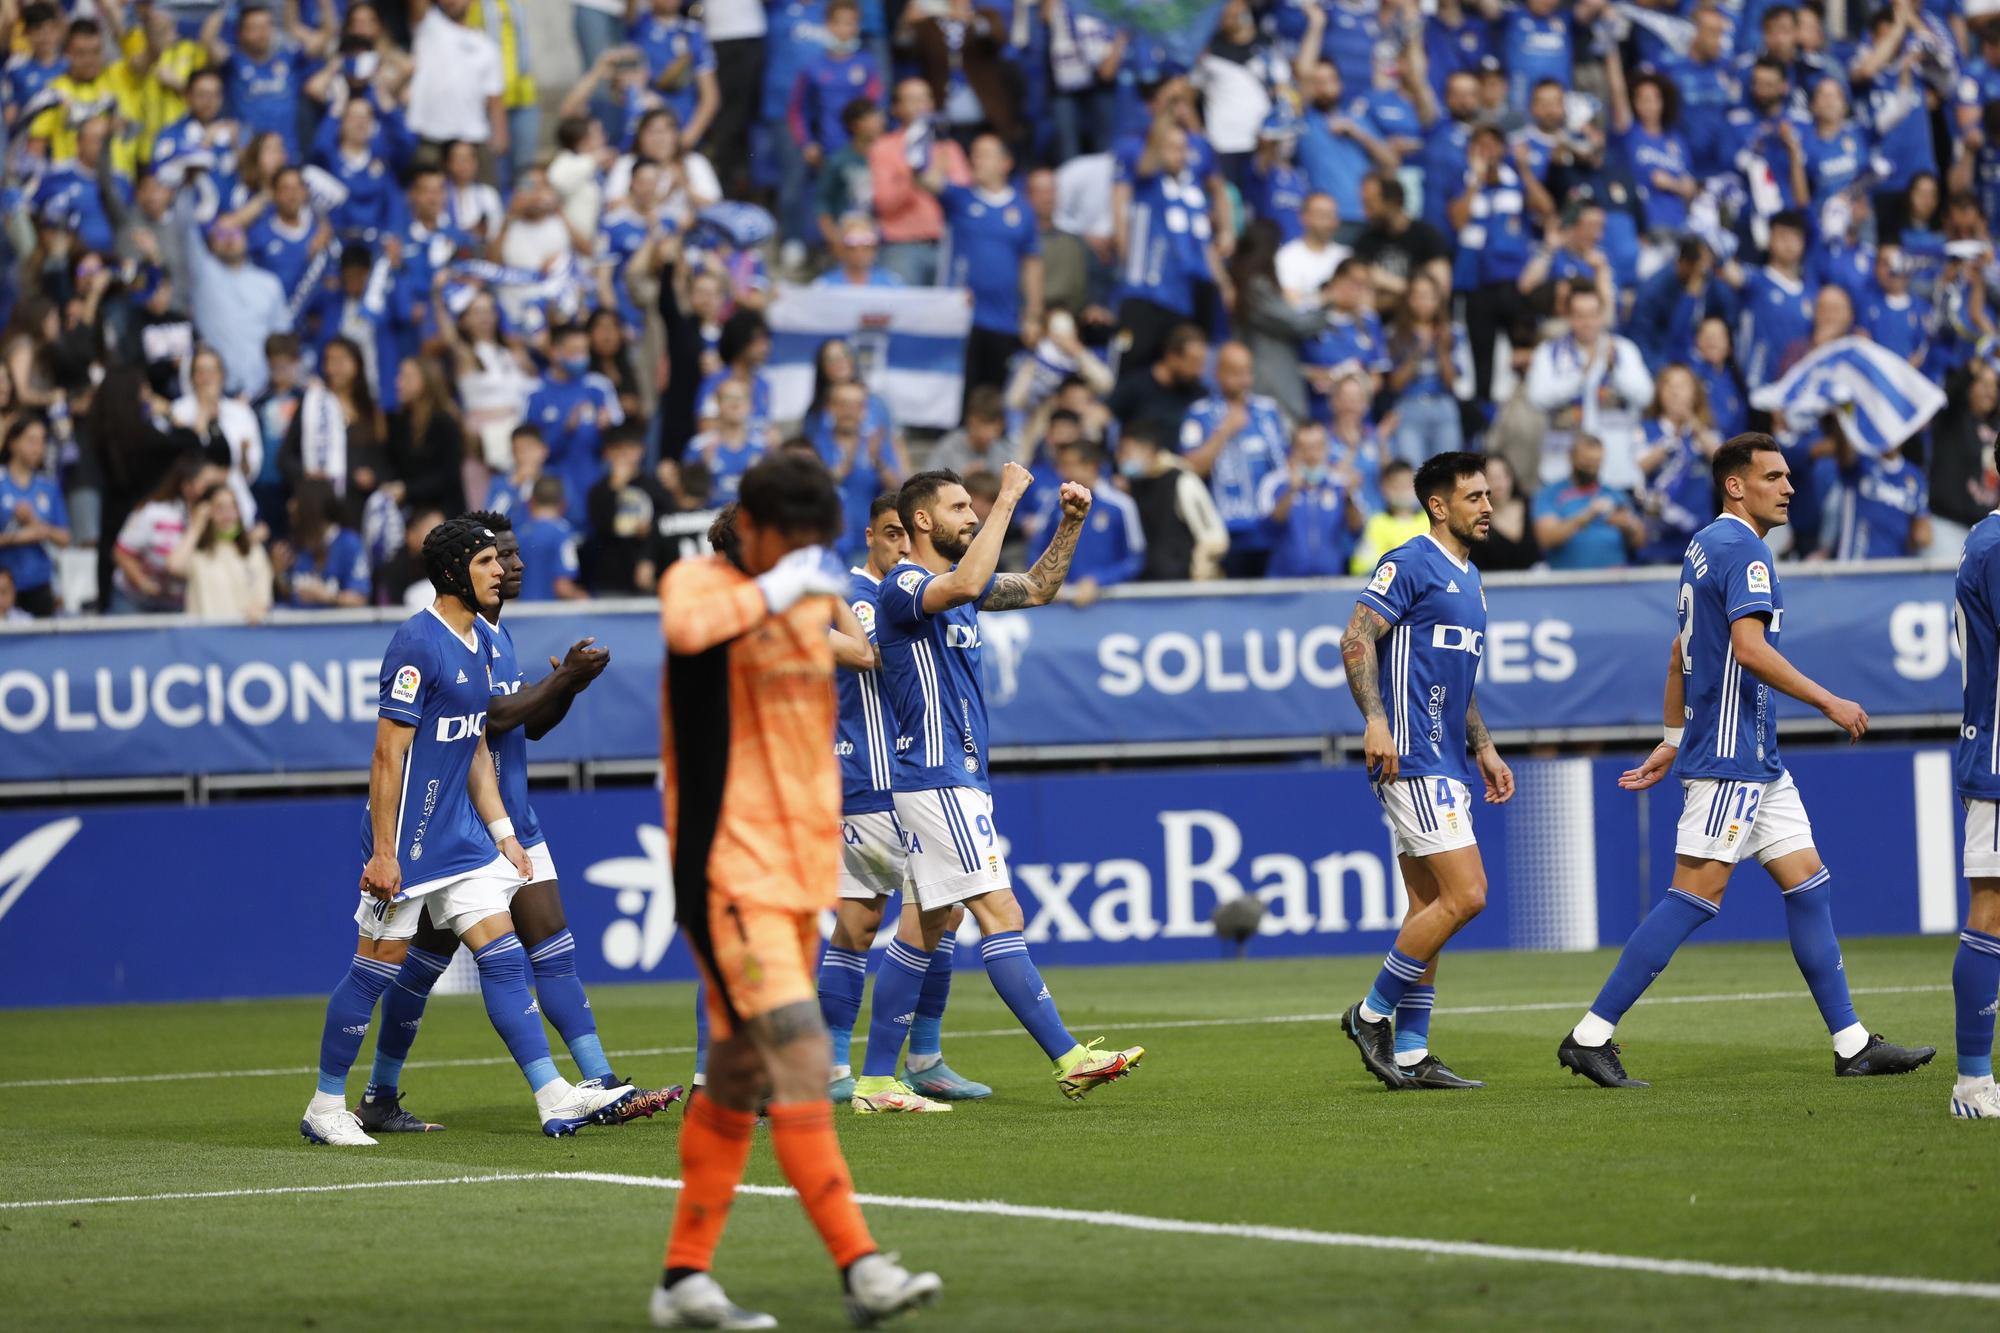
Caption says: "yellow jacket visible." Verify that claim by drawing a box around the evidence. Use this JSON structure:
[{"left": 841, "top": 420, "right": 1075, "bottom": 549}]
[{"left": 1349, "top": 511, "right": 1431, "bottom": 576}]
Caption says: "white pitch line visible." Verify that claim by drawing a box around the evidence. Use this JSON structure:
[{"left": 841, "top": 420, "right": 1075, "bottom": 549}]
[
  {"left": 0, "top": 984, "right": 1951, "bottom": 1091},
  {"left": 4, "top": 1169, "right": 1996, "bottom": 1305}
]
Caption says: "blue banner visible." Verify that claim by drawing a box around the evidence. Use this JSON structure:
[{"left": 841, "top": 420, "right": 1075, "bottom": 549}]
[
  {"left": 0, "top": 747, "right": 1961, "bottom": 1008},
  {"left": 0, "top": 566, "right": 1964, "bottom": 782}
]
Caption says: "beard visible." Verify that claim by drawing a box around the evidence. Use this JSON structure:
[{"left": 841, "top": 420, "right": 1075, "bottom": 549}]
[
  {"left": 934, "top": 523, "right": 973, "bottom": 562},
  {"left": 1449, "top": 515, "right": 1491, "bottom": 546}
]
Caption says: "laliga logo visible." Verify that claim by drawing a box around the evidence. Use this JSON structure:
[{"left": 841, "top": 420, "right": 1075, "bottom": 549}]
[
  {"left": 981, "top": 615, "right": 1032, "bottom": 706},
  {"left": 0, "top": 816, "right": 83, "bottom": 929},
  {"left": 583, "top": 824, "right": 678, "bottom": 970}
]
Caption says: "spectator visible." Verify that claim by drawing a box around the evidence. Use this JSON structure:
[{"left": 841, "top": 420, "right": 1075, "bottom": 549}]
[
  {"left": 169, "top": 483, "right": 274, "bottom": 623},
  {"left": 1275, "top": 192, "right": 1350, "bottom": 308},
  {"left": 1859, "top": 246, "right": 1931, "bottom": 370},
  {"left": 251, "top": 334, "right": 304, "bottom": 529},
  {"left": 275, "top": 476, "right": 370, "bottom": 608},
  {"left": 208, "top": 3, "right": 320, "bottom": 161},
  {"left": 28, "top": 17, "right": 145, "bottom": 177},
  {"left": 1025, "top": 167, "right": 1096, "bottom": 319},
  {"left": 245, "top": 168, "right": 331, "bottom": 318},
  {"left": 926, "top": 132, "right": 1041, "bottom": 406},
  {"left": 1296, "top": 59, "right": 1400, "bottom": 232},
  {"left": 810, "top": 380, "right": 904, "bottom": 555},
  {"left": 1193, "top": 0, "right": 1290, "bottom": 183},
  {"left": 407, "top": 0, "right": 505, "bottom": 156},
  {"left": 87, "top": 367, "right": 196, "bottom": 611},
  {"left": 1030, "top": 439, "right": 1142, "bottom": 605},
  {"left": 815, "top": 100, "right": 886, "bottom": 251},
  {"left": 786, "top": 0, "right": 882, "bottom": 261},
  {"left": 630, "top": 0, "right": 721, "bottom": 150},
  {"left": 584, "top": 308, "right": 644, "bottom": 425},
  {"left": 930, "top": 385, "right": 1018, "bottom": 478},
  {"left": 586, "top": 424, "right": 670, "bottom": 595},
  {"left": 1928, "top": 360, "right": 2000, "bottom": 557},
  {"left": 546, "top": 113, "right": 608, "bottom": 244},
  {"left": 1384, "top": 271, "right": 1461, "bottom": 466},
  {"left": 869, "top": 78, "right": 969, "bottom": 287},
  {"left": 696, "top": 309, "right": 775, "bottom": 434},
  {"left": 300, "top": 245, "right": 398, "bottom": 412},
  {"left": 1605, "top": 57, "right": 1695, "bottom": 240},
  {"left": 443, "top": 137, "right": 505, "bottom": 243},
  {"left": 649, "top": 457, "right": 724, "bottom": 573},
  {"left": 1634, "top": 365, "right": 1721, "bottom": 566},
  {"left": 185, "top": 216, "right": 291, "bottom": 400},
  {"left": 1302, "top": 258, "right": 1390, "bottom": 421},
  {"left": 699, "top": 0, "right": 768, "bottom": 192},
  {"left": 1111, "top": 120, "right": 1223, "bottom": 374},
  {"left": 385, "top": 356, "right": 469, "bottom": 519},
  {"left": 496, "top": 166, "right": 586, "bottom": 309},
  {"left": 1180, "top": 340, "right": 1286, "bottom": 578},
  {"left": 814, "top": 216, "right": 903, "bottom": 288},
  {"left": 1229, "top": 219, "right": 1325, "bottom": 424},
  {"left": 1815, "top": 414, "right": 1931, "bottom": 562},
  {"left": 1045, "top": 0, "right": 1122, "bottom": 164},
  {"left": 33, "top": 115, "right": 125, "bottom": 258},
  {"left": 1526, "top": 286, "right": 1654, "bottom": 489},
  {"left": 1518, "top": 203, "right": 1617, "bottom": 323},
  {"left": 1532, "top": 434, "right": 1643, "bottom": 571},
  {"left": 0, "top": 414, "right": 71, "bottom": 617},
  {"left": 1246, "top": 100, "right": 1310, "bottom": 245},
  {"left": 321, "top": 99, "right": 404, "bottom": 243},
  {"left": 1347, "top": 457, "right": 1426, "bottom": 575},
  {"left": 688, "top": 376, "right": 769, "bottom": 503},
  {"left": 1003, "top": 308, "right": 1116, "bottom": 429},
  {"left": 1352, "top": 173, "right": 1449, "bottom": 311},
  {"left": 377, "top": 506, "right": 446, "bottom": 609},
  {"left": 1474, "top": 453, "right": 1540, "bottom": 573},
  {"left": 1628, "top": 237, "right": 1736, "bottom": 376},
  {"left": 171, "top": 345, "right": 263, "bottom": 526},
  {"left": 3, "top": 5, "right": 66, "bottom": 139},
  {"left": 1659, "top": 5, "right": 1738, "bottom": 179},
  {"left": 1734, "top": 209, "right": 1818, "bottom": 391},
  {"left": 525, "top": 322, "right": 624, "bottom": 525},
  {"left": 516, "top": 474, "right": 588, "bottom": 600},
  {"left": 1107, "top": 323, "right": 1208, "bottom": 434},
  {"left": 282, "top": 335, "right": 386, "bottom": 519},
  {"left": 1454, "top": 122, "right": 1548, "bottom": 405},
  {"left": 113, "top": 453, "right": 229, "bottom": 613},
  {"left": 1691, "top": 315, "right": 1750, "bottom": 442},
  {"left": 1258, "top": 421, "right": 1364, "bottom": 579},
  {"left": 1114, "top": 417, "right": 1225, "bottom": 582},
  {"left": 903, "top": 1, "right": 1017, "bottom": 149},
  {"left": 485, "top": 424, "right": 549, "bottom": 517},
  {"left": 441, "top": 289, "right": 536, "bottom": 481},
  {"left": 606, "top": 108, "right": 720, "bottom": 225}
]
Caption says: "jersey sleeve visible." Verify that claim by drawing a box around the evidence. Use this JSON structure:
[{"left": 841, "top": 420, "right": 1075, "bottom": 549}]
[
  {"left": 876, "top": 565, "right": 934, "bottom": 625},
  {"left": 378, "top": 630, "right": 436, "bottom": 726},
  {"left": 1357, "top": 550, "right": 1417, "bottom": 624},
  {"left": 1722, "top": 543, "right": 1777, "bottom": 621}
]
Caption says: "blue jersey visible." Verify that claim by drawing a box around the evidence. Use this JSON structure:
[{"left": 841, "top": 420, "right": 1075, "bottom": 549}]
[
  {"left": 1419, "top": 119, "right": 1472, "bottom": 236},
  {"left": 287, "top": 528, "right": 371, "bottom": 605},
  {"left": 324, "top": 148, "right": 404, "bottom": 242},
  {"left": 1502, "top": 10, "right": 1573, "bottom": 109},
  {"left": 1298, "top": 98, "right": 1379, "bottom": 219},
  {"left": 1, "top": 54, "right": 63, "bottom": 123},
  {"left": 1860, "top": 291, "right": 1929, "bottom": 366},
  {"left": 1620, "top": 127, "right": 1693, "bottom": 232},
  {"left": 1675, "top": 515, "right": 1783, "bottom": 782},
  {"left": 1179, "top": 394, "right": 1287, "bottom": 541},
  {"left": 875, "top": 560, "right": 996, "bottom": 795},
  {"left": 1258, "top": 471, "right": 1354, "bottom": 578},
  {"left": 31, "top": 163, "right": 120, "bottom": 255},
  {"left": 225, "top": 48, "right": 308, "bottom": 156},
  {"left": 1954, "top": 513, "right": 2000, "bottom": 800},
  {"left": 1637, "top": 419, "right": 1714, "bottom": 565},
  {"left": 1457, "top": 164, "right": 1531, "bottom": 288},
  {"left": 1801, "top": 122, "right": 1867, "bottom": 205},
  {"left": 1117, "top": 168, "right": 1211, "bottom": 317},
  {"left": 516, "top": 515, "right": 582, "bottom": 601},
  {"left": 1356, "top": 534, "right": 1486, "bottom": 784},
  {"left": 361, "top": 609, "right": 499, "bottom": 887},
  {"left": 762, "top": 0, "right": 831, "bottom": 125},
  {"left": 1737, "top": 266, "right": 1816, "bottom": 389},
  {"left": 1243, "top": 158, "right": 1307, "bottom": 242},
  {"left": 482, "top": 616, "right": 545, "bottom": 849},
  {"left": 1317, "top": 1, "right": 1382, "bottom": 93},
  {"left": 1821, "top": 451, "right": 1926, "bottom": 560},
  {"left": 0, "top": 469, "right": 66, "bottom": 592},
  {"left": 940, "top": 184, "right": 1039, "bottom": 333},
  {"left": 1695, "top": 360, "right": 1749, "bottom": 441},
  {"left": 630, "top": 13, "right": 716, "bottom": 130},
  {"left": 837, "top": 569, "right": 897, "bottom": 815},
  {"left": 1659, "top": 53, "right": 1741, "bottom": 178},
  {"left": 247, "top": 213, "right": 320, "bottom": 310}
]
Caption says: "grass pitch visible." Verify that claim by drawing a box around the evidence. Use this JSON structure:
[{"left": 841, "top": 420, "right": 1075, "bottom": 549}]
[{"left": 2, "top": 936, "right": 1995, "bottom": 1331}]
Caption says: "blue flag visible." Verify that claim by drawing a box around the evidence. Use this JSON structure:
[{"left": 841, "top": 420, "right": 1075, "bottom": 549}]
[{"left": 1069, "top": 0, "right": 1228, "bottom": 73}]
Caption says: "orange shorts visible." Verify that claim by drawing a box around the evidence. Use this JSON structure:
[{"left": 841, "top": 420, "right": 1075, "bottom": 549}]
[{"left": 689, "top": 897, "right": 821, "bottom": 1042}]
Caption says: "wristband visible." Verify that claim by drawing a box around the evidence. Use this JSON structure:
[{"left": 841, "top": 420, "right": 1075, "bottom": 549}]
[
  {"left": 487, "top": 817, "right": 515, "bottom": 842},
  {"left": 1662, "top": 727, "right": 1684, "bottom": 748}
]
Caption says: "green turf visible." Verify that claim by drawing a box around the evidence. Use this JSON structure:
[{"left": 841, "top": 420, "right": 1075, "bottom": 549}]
[{"left": 2, "top": 937, "right": 1995, "bottom": 1331}]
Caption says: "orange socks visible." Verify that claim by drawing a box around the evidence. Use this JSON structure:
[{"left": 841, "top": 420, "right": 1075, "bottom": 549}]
[
  {"left": 767, "top": 1099, "right": 876, "bottom": 1269},
  {"left": 664, "top": 1092, "right": 756, "bottom": 1273}
]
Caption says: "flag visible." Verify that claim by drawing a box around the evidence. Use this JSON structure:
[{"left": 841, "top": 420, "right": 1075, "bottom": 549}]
[
  {"left": 765, "top": 284, "right": 974, "bottom": 431},
  {"left": 1067, "top": 0, "right": 1227, "bottom": 73},
  {"left": 1749, "top": 336, "right": 1946, "bottom": 455},
  {"left": 1614, "top": 2, "right": 1692, "bottom": 57}
]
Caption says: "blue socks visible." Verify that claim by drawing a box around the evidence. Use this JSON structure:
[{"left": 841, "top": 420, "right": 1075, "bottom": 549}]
[
  {"left": 1585, "top": 889, "right": 1719, "bottom": 1029},
  {"left": 317, "top": 954, "right": 398, "bottom": 1096},
  {"left": 980, "top": 931, "right": 1074, "bottom": 1060},
  {"left": 817, "top": 945, "right": 869, "bottom": 1071},
  {"left": 1781, "top": 869, "right": 1861, "bottom": 1041},
  {"left": 1955, "top": 928, "right": 2000, "bottom": 1079},
  {"left": 367, "top": 946, "right": 450, "bottom": 1098},
  {"left": 527, "top": 929, "right": 613, "bottom": 1082},
  {"left": 1394, "top": 983, "right": 1436, "bottom": 1061},
  {"left": 862, "top": 940, "right": 930, "bottom": 1077},
  {"left": 909, "top": 931, "right": 956, "bottom": 1064},
  {"left": 474, "top": 933, "right": 559, "bottom": 1093},
  {"left": 1361, "top": 948, "right": 1426, "bottom": 1021}
]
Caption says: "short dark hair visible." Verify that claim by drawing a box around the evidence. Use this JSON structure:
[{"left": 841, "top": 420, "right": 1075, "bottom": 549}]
[
  {"left": 1367, "top": 173, "right": 1404, "bottom": 210},
  {"left": 841, "top": 97, "right": 881, "bottom": 134},
  {"left": 1770, "top": 208, "right": 1807, "bottom": 236},
  {"left": 1565, "top": 284, "right": 1603, "bottom": 311},
  {"left": 1414, "top": 450, "right": 1489, "bottom": 515},
  {"left": 340, "top": 242, "right": 373, "bottom": 272},
  {"left": 707, "top": 502, "right": 740, "bottom": 560},
  {"left": 463, "top": 508, "right": 513, "bottom": 533},
  {"left": 264, "top": 331, "right": 301, "bottom": 360},
  {"left": 1712, "top": 431, "right": 1781, "bottom": 487},
  {"left": 556, "top": 114, "right": 594, "bottom": 153},
  {"left": 965, "top": 385, "right": 1005, "bottom": 423},
  {"left": 738, "top": 452, "right": 842, "bottom": 542},
  {"left": 188, "top": 67, "right": 225, "bottom": 94},
  {"left": 1122, "top": 418, "right": 1168, "bottom": 451},
  {"left": 1533, "top": 77, "right": 1564, "bottom": 97},
  {"left": 897, "top": 469, "right": 964, "bottom": 543},
  {"left": 963, "top": 469, "right": 1001, "bottom": 502},
  {"left": 22, "top": 4, "right": 58, "bottom": 30},
  {"left": 601, "top": 422, "right": 646, "bottom": 452},
  {"left": 531, "top": 475, "right": 567, "bottom": 510},
  {"left": 719, "top": 309, "right": 769, "bottom": 365},
  {"left": 1162, "top": 323, "right": 1207, "bottom": 361},
  {"left": 868, "top": 492, "right": 901, "bottom": 525},
  {"left": 65, "top": 17, "right": 101, "bottom": 43},
  {"left": 512, "top": 423, "right": 545, "bottom": 445}
]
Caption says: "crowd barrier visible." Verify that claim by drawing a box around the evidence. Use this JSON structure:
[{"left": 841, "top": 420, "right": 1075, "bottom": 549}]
[
  {"left": 0, "top": 563, "right": 1963, "bottom": 784},
  {"left": 0, "top": 746, "right": 1966, "bottom": 1008}
]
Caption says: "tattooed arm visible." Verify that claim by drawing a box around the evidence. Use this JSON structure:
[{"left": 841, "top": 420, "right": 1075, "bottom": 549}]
[
  {"left": 1341, "top": 602, "right": 1399, "bottom": 782},
  {"left": 1466, "top": 695, "right": 1514, "bottom": 803},
  {"left": 981, "top": 481, "right": 1094, "bottom": 611}
]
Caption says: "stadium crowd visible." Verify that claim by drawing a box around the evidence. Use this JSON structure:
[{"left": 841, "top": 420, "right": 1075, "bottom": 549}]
[{"left": 1, "top": 0, "right": 1999, "bottom": 623}]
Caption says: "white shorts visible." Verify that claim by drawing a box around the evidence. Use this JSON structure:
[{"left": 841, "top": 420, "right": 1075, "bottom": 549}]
[
  {"left": 1675, "top": 771, "right": 1815, "bottom": 866},
  {"left": 523, "top": 839, "right": 557, "bottom": 886},
  {"left": 839, "top": 811, "right": 907, "bottom": 900},
  {"left": 1373, "top": 776, "right": 1478, "bottom": 858},
  {"left": 1963, "top": 799, "right": 2000, "bottom": 878},
  {"left": 354, "top": 854, "right": 524, "bottom": 941},
  {"left": 893, "top": 787, "right": 1010, "bottom": 911}
]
